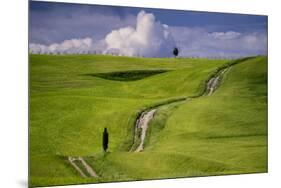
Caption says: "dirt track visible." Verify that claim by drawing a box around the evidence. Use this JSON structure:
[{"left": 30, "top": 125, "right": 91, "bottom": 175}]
[
  {"left": 134, "top": 109, "right": 157, "bottom": 152},
  {"left": 131, "top": 67, "right": 230, "bottom": 152},
  {"left": 68, "top": 156, "right": 98, "bottom": 178}
]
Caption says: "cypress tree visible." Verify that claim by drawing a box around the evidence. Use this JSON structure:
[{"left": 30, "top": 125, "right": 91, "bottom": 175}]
[{"left": 103, "top": 128, "right": 109, "bottom": 152}]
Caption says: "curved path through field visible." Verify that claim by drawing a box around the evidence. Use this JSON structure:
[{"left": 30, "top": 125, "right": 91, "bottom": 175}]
[
  {"left": 131, "top": 66, "right": 230, "bottom": 152},
  {"left": 67, "top": 58, "right": 250, "bottom": 178}
]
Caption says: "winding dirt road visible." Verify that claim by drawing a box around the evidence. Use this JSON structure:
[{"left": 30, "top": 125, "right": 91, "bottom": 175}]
[
  {"left": 131, "top": 67, "right": 230, "bottom": 152},
  {"left": 67, "top": 59, "right": 244, "bottom": 177}
]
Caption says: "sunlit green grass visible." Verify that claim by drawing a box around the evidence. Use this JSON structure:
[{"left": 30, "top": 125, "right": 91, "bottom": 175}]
[{"left": 29, "top": 54, "right": 267, "bottom": 187}]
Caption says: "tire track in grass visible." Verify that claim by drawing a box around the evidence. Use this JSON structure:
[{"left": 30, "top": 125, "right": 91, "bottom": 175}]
[{"left": 68, "top": 156, "right": 99, "bottom": 178}]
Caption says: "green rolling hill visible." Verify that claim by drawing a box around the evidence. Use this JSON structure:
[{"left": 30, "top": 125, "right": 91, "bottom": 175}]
[{"left": 29, "top": 55, "right": 267, "bottom": 187}]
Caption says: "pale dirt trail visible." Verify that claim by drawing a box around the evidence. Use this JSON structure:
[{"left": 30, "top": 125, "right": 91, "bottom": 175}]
[
  {"left": 206, "top": 68, "right": 229, "bottom": 96},
  {"left": 79, "top": 157, "right": 98, "bottom": 177},
  {"left": 68, "top": 157, "right": 87, "bottom": 178},
  {"left": 68, "top": 156, "right": 98, "bottom": 178},
  {"left": 131, "top": 67, "right": 230, "bottom": 152},
  {"left": 134, "top": 109, "right": 157, "bottom": 152}
]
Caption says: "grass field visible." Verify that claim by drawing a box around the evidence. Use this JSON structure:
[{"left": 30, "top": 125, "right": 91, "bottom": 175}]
[{"left": 29, "top": 54, "right": 267, "bottom": 187}]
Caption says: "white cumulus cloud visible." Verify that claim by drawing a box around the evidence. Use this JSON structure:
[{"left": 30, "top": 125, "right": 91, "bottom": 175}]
[
  {"left": 211, "top": 31, "right": 241, "bottom": 40},
  {"left": 170, "top": 27, "right": 267, "bottom": 58},
  {"left": 104, "top": 10, "right": 175, "bottom": 57},
  {"left": 29, "top": 37, "right": 93, "bottom": 54},
  {"left": 30, "top": 11, "right": 176, "bottom": 57}
]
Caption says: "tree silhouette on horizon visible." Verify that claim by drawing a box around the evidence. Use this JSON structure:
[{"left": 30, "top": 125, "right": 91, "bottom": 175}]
[{"left": 173, "top": 47, "right": 179, "bottom": 58}]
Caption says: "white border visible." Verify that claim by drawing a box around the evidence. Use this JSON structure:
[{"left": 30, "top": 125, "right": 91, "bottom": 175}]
[{"left": 1, "top": 0, "right": 281, "bottom": 188}]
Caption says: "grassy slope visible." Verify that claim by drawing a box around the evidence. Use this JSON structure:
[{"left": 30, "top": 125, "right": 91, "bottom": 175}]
[
  {"left": 85, "top": 56, "right": 267, "bottom": 183},
  {"left": 30, "top": 55, "right": 228, "bottom": 186},
  {"left": 150, "top": 56, "right": 267, "bottom": 175}
]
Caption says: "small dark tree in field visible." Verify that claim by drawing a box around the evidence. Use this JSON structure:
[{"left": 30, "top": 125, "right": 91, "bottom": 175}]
[
  {"left": 173, "top": 47, "right": 179, "bottom": 58},
  {"left": 102, "top": 128, "right": 109, "bottom": 152}
]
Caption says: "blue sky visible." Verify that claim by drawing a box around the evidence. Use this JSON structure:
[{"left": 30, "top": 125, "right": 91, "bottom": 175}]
[{"left": 29, "top": 1, "right": 268, "bottom": 58}]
